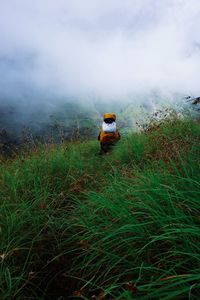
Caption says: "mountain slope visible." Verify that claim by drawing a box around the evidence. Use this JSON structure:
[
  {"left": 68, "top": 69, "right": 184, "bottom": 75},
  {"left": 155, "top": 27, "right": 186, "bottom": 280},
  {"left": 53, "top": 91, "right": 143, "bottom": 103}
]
[{"left": 1, "top": 118, "right": 200, "bottom": 299}]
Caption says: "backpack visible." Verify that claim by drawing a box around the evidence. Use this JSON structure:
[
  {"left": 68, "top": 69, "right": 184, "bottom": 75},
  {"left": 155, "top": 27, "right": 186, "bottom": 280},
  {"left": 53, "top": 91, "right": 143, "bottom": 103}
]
[
  {"left": 102, "top": 121, "right": 116, "bottom": 133},
  {"left": 100, "top": 126, "right": 119, "bottom": 143}
]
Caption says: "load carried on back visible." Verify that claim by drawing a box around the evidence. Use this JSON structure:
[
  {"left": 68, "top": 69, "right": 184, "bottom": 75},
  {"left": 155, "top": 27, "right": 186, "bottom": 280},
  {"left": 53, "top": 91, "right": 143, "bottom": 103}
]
[
  {"left": 102, "top": 120, "right": 116, "bottom": 133},
  {"left": 98, "top": 113, "right": 120, "bottom": 154}
]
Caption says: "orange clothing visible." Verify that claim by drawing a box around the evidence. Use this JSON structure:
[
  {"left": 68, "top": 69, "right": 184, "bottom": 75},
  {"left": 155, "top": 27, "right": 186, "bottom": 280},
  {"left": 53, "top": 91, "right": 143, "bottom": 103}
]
[{"left": 99, "top": 127, "right": 120, "bottom": 143}]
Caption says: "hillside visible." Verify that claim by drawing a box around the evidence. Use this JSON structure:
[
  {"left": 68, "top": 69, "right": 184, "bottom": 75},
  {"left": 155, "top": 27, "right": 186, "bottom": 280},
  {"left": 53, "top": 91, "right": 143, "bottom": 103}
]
[
  {"left": 1, "top": 118, "right": 200, "bottom": 300},
  {"left": 1, "top": 95, "right": 199, "bottom": 158}
]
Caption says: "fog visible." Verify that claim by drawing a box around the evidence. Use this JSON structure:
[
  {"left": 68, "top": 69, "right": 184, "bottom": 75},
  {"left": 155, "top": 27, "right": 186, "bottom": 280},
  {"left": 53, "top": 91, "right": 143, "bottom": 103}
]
[{"left": 1, "top": 0, "right": 200, "bottom": 104}]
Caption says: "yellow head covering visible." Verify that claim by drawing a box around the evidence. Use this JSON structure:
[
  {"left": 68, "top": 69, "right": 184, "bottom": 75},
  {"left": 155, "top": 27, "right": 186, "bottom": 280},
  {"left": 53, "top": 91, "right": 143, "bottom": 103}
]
[{"left": 103, "top": 113, "right": 116, "bottom": 120}]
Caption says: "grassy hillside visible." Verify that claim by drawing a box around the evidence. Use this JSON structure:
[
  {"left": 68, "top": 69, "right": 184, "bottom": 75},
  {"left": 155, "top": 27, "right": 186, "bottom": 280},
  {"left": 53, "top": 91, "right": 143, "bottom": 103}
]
[{"left": 1, "top": 119, "right": 200, "bottom": 299}]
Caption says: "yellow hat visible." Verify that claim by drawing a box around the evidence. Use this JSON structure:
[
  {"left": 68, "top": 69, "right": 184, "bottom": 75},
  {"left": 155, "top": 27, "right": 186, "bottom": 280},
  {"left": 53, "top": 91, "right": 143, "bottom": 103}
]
[{"left": 103, "top": 113, "right": 116, "bottom": 120}]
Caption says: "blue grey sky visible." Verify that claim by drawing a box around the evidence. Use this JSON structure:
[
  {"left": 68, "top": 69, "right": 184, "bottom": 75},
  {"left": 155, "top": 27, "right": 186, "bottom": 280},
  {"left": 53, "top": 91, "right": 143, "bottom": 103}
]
[{"left": 1, "top": 0, "right": 200, "bottom": 102}]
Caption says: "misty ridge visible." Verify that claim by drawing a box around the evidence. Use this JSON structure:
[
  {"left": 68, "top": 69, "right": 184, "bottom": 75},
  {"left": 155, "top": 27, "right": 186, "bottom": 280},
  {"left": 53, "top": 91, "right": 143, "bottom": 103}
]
[{"left": 0, "top": 89, "right": 198, "bottom": 158}]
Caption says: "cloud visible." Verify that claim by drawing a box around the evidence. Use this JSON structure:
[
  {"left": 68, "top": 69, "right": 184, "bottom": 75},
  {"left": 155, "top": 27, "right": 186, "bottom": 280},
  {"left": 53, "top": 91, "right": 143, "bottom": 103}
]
[{"left": 1, "top": 0, "right": 200, "bottom": 103}]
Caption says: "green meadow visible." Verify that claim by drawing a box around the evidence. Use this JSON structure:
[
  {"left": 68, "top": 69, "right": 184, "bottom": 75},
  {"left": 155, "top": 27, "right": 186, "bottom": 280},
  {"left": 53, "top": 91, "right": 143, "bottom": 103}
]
[{"left": 1, "top": 119, "right": 200, "bottom": 299}]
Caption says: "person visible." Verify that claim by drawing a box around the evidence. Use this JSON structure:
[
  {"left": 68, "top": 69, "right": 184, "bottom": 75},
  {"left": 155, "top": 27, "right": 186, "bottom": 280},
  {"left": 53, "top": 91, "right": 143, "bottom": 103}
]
[{"left": 98, "top": 113, "right": 120, "bottom": 155}]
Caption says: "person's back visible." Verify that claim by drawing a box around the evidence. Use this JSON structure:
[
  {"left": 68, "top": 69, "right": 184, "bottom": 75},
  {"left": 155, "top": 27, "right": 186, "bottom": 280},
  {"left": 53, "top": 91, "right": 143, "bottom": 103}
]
[{"left": 98, "top": 113, "right": 120, "bottom": 154}]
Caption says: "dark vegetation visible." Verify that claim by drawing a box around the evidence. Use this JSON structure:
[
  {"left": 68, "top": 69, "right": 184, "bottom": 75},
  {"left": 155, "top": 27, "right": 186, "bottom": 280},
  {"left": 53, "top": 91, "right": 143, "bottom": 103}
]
[
  {"left": 1, "top": 115, "right": 200, "bottom": 299},
  {"left": 0, "top": 101, "right": 101, "bottom": 158}
]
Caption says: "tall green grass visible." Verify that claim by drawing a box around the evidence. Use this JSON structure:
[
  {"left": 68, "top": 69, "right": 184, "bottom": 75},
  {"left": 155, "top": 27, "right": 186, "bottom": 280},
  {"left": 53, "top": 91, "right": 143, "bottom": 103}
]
[{"left": 0, "top": 119, "right": 200, "bottom": 299}]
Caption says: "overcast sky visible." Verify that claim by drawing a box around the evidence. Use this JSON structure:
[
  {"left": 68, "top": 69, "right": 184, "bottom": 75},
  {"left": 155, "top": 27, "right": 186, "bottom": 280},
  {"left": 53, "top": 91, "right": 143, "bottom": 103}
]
[{"left": 1, "top": 0, "right": 200, "bottom": 103}]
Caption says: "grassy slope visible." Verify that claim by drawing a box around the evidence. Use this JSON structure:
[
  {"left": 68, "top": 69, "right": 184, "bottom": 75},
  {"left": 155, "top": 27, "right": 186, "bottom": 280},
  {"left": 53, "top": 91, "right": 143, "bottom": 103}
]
[{"left": 0, "top": 119, "right": 200, "bottom": 300}]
